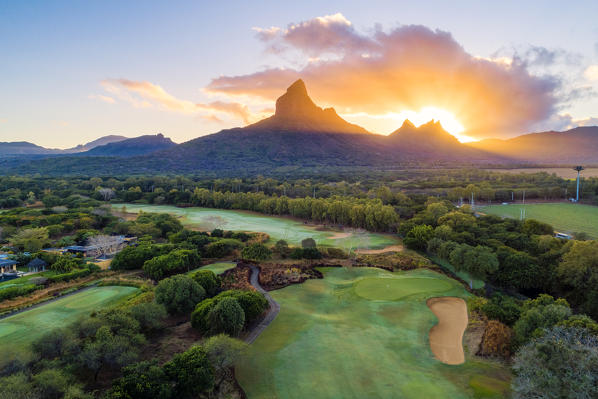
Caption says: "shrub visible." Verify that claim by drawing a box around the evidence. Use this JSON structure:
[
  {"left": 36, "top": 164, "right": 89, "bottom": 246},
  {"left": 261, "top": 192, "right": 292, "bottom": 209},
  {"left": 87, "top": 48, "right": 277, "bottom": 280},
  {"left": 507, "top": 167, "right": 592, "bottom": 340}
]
[
  {"left": 207, "top": 297, "right": 245, "bottom": 336},
  {"left": 289, "top": 247, "right": 322, "bottom": 260},
  {"left": 155, "top": 275, "right": 205, "bottom": 315},
  {"left": 50, "top": 255, "right": 79, "bottom": 273},
  {"left": 0, "top": 284, "right": 39, "bottom": 301},
  {"left": 481, "top": 294, "right": 522, "bottom": 326},
  {"left": 478, "top": 320, "right": 512, "bottom": 358},
  {"left": 164, "top": 346, "right": 214, "bottom": 398},
  {"left": 109, "top": 360, "right": 172, "bottom": 399},
  {"left": 404, "top": 225, "right": 434, "bottom": 251},
  {"left": 111, "top": 244, "right": 173, "bottom": 271},
  {"left": 129, "top": 302, "right": 167, "bottom": 332},
  {"left": 241, "top": 243, "right": 272, "bottom": 261},
  {"left": 46, "top": 268, "right": 91, "bottom": 283},
  {"left": 143, "top": 249, "right": 200, "bottom": 280},
  {"left": 191, "top": 270, "right": 221, "bottom": 297},
  {"left": 301, "top": 238, "right": 316, "bottom": 248}
]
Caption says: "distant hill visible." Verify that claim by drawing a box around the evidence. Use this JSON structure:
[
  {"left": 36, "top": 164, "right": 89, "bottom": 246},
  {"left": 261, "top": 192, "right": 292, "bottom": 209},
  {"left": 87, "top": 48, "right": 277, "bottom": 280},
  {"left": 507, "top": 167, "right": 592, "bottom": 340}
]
[
  {"left": 468, "top": 126, "right": 598, "bottom": 163},
  {"left": 0, "top": 141, "right": 60, "bottom": 156},
  {"left": 81, "top": 134, "right": 176, "bottom": 157},
  {"left": 64, "top": 135, "right": 127, "bottom": 153}
]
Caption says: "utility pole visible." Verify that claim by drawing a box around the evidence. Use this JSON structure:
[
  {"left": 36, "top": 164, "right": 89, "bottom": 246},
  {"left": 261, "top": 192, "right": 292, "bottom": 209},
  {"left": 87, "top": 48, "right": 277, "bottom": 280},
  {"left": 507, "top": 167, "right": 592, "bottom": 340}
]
[{"left": 574, "top": 166, "right": 584, "bottom": 202}]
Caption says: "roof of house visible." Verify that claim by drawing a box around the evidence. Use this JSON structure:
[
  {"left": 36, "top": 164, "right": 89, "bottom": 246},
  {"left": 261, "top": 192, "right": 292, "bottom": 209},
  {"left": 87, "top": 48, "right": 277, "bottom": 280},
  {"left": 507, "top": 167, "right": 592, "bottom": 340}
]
[
  {"left": 0, "top": 259, "right": 17, "bottom": 267},
  {"left": 27, "top": 258, "right": 47, "bottom": 268}
]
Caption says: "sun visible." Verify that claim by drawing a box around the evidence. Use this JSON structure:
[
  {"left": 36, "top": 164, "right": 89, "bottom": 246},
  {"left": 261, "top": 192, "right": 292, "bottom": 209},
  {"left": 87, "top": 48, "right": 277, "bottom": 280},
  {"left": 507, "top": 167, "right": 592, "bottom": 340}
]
[{"left": 343, "top": 107, "right": 476, "bottom": 143}]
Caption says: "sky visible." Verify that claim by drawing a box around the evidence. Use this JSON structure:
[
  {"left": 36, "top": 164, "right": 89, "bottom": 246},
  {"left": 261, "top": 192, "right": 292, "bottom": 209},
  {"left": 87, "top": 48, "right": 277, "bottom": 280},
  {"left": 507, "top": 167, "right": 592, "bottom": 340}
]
[{"left": 2, "top": 0, "right": 598, "bottom": 147}]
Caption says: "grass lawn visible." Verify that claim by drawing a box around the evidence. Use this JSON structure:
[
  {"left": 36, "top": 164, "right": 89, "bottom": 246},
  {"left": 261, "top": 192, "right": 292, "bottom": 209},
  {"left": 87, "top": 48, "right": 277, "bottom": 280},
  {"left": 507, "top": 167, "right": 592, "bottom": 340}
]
[
  {"left": 0, "top": 271, "right": 58, "bottom": 289},
  {"left": 190, "top": 262, "right": 236, "bottom": 275},
  {"left": 478, "top": 202, "right": 598, "bottom": 238},
  {"left": 112, "top": 204, "right": 399, "bottom": 249},
  {"left": 0, "top": 286, "right": 138, "bottom": 351},
  {"left": 236, "top": 267, "right": 510, "bottom": 399}
]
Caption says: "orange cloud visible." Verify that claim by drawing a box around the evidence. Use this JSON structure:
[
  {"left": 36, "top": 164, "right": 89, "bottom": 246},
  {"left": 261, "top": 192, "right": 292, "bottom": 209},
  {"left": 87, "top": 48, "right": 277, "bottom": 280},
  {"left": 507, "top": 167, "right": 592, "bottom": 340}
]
[
  {"left": 100, "top": 79, "right": 255, "bottom": 124},
  {"left": 207, "top": 15, "right": 560, "bottom": 139}
]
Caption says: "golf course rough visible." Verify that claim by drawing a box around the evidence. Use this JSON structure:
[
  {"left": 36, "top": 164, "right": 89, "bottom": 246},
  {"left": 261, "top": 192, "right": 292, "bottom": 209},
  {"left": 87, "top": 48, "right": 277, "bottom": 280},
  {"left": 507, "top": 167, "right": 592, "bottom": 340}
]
[
  {"left": 0, "top": 286, "right": 138, "bottom": 350},
  {"left": 112, "top": 204, "right": 399, "bottom": 249},
  {"left": 236, "top": 267, "right": 510, "bottom": 399}
]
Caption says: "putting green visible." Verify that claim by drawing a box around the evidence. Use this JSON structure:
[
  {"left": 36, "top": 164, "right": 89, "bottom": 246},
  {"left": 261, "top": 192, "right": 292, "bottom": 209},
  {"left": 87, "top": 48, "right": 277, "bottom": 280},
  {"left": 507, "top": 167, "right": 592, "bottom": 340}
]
[
  {"left": 112, "top": 204, "right": 399, "bottom": 249},
  {"left": 0, "top": 286, "right": 138, "bottom": 351},
  {"left": 355, "top": 277, "right": 453, "bottom": 301},
  {"left": 190, "top": 262, "right": 236, "bottom": 275},
  {"left": 236, "top": 267, "right": 510, "bottom": 399}
]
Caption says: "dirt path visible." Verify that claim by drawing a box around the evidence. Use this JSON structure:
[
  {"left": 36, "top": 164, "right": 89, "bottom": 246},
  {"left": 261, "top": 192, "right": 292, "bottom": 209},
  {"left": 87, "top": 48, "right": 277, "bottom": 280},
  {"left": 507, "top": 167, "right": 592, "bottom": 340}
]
[
  {"left": 426, "top": 297, "right": 468, "bottom": 365},
  {"left": 244, "top": 266, "right": 280, "bottom": 344}
]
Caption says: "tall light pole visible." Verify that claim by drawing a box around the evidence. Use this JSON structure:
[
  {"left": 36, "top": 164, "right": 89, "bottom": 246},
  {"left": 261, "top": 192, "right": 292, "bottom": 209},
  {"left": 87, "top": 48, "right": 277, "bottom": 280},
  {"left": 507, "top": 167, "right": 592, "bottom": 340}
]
[{"left": 574, "top": 166, "right": 584, "bottom": 202}]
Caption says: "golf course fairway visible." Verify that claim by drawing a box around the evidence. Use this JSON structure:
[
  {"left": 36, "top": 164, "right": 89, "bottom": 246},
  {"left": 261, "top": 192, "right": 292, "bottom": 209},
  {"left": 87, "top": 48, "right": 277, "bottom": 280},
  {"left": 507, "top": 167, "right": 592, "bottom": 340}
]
[
  {"left": 0, "top": 286, "right": 138, "bottom": 351},
  {"left": 112, "top": 204, "right": 398, "bottom": 249},
  {"left": 191, "top": 262, "right": 237, "bottom": 275},
  {"left": 236, "top": 267, "right": 510, "bottom": 398}
]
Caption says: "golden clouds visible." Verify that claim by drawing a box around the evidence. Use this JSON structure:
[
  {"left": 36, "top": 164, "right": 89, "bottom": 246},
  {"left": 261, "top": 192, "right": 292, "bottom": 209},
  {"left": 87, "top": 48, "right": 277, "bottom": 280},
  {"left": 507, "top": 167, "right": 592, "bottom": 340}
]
[{"left": 207, "top": 15, "right": 560, "bottom": 139}]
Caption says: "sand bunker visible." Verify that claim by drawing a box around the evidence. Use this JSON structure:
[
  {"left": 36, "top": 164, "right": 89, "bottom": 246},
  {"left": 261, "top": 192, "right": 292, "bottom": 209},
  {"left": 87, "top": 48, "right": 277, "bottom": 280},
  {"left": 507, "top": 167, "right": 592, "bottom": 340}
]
[
  {"left": 354, "top": 245, "right": 403, "bottom": 254},
  {"left": 426, "top": 297, "right": 468, "bottom": 365}
]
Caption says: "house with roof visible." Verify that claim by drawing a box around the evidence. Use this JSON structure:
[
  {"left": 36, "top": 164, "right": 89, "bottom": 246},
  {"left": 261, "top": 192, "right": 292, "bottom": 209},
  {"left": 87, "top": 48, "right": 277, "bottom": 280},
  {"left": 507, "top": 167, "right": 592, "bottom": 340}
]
[
  {"left": 0, "top": 258, "right": 17, "bottom": 274},
  {"left": 27, "top": 258, "right": 47, "bottom": 273}
]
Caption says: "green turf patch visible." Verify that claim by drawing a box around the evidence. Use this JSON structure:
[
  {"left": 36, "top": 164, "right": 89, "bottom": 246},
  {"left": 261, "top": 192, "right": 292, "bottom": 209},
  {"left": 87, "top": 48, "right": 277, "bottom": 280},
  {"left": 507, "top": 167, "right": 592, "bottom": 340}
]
[
  {"left": 478, "top": 203, "right": 598, "bottom": 238},
  {"left": 355, "top": 277, "right": 453, "bottom": 301},
  {"left": 113, "top": 204, "right": 399, "bottom": 249},
  {"left": 190, "top": 262, "right": 236, "bottom": 275},
  {"left": 236, "top": 267, "right": 510, "bottom": 399},
  {"left": 0, "top": 286, "right": 138, "bottom": 351}
]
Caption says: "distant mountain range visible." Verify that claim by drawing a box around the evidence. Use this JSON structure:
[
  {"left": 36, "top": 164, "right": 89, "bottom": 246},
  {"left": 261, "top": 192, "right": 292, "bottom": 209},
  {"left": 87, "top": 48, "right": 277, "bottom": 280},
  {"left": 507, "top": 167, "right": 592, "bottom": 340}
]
[
  {"left": 3, "top": 79, "right": 598, "bottom": 175},
  {"left": 0, "top": 134, "right": 174, "bottom": 158},
  {"left": 467, "top": 127, "right": 598, "bottom": 163}
]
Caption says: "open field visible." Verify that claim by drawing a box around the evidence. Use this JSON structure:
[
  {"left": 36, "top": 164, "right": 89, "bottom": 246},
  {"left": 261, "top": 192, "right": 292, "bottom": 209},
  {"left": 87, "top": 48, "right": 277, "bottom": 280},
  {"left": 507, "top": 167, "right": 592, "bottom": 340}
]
[
  {"left": 113, "top": 204, "right": 399, "bottom": 249},
  {"left": 236, "top": 267, "right": 510, "bottom": 399},
  {"left": 0, "top": 286, "right": 138, "bottom": 350},
  {"left": 191, "top": 262, "right": 237, "bottom": 275},
  {"left": 483, "top": 167, "right": 598, "bottom": 179},
  {"left": 477, "top": 202, "right": 598, "bottom": 238}
]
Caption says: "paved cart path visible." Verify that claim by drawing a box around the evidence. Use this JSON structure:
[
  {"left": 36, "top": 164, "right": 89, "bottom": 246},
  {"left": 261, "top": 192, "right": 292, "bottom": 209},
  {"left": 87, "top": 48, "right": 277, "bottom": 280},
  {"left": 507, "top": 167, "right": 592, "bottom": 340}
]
[{"left": 245, "top": 265, "right": 280, "bottom": 344}]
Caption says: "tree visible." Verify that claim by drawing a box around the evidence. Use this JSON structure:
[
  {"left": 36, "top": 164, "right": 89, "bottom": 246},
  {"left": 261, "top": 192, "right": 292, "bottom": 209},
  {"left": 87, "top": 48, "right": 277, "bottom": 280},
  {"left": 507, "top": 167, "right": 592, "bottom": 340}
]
[
  {"left": 203, "top": 334, "right": 248, "bottom": 391},
  {"left": 109, "top": 360, "right": 172, "bottom": 399},
  {"left": 0, "top": 373, "right": 40, "bottom": 399},
  {"left": 143, "top": 249, "right": 200, "bottom": 280},
  {"left": 208, "top": 297, "right": 245, "bottom": 336},
  {"left": 32, "top": 369, "right": 74, "bottom": 399},
  {"left": 87, "top": 235, "right": 122, "bottom": 258},
  {"left": 512, "top": 327, "right": 598, "bottom": 399},
  {"left": 129, "top": 302, "right": 168, "bottom": 332},
  {"left": 155, "top": 275, "right": 205, "bottom": 315},
  {"left": 50, "top": 255, "right": 78, "bottom": 273},
  {"left": 97, "top": 187, "right": 115, "bottom": 201},
  {"left": 462, "top": 245, "right": 499, "bottom": 286},
  {"left": 11, "top": 227, "right": 49, "bottom": 252},
  {"left": 241, "top": 243, "right": 272, "bottom": 261},
  {"left": 77, "top": 326, "right": 140, "bottom": 381},
  {"left": 404, "top": 225, "right": 434, "bottom": 251},
  {"left": 273, "top": 239, "right": 290, "bottom": 257},
  {"left": 164, "top": 346, "right": 214, "bottom": 398},
  {"left": 301, "top": 237, "right": 316, "bottom": 248},
  {"left": 191, "top": 270, "right": 221, "bottom": 297},
  {"left": 557, "top": 240, "right": 598, "bottom": 318},
  {"left": 521, "top": 218, "right": 553, "bottom": 236},
  {"left": 512, "top": 295, "right": 572, "bottom": 347}
]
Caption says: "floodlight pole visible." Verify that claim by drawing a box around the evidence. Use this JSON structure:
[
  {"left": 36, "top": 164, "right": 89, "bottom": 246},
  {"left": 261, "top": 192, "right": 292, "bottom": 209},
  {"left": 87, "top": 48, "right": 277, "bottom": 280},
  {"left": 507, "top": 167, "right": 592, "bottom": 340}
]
[{"left": 574, "top": 166, "right": 584, "bottom": 202}]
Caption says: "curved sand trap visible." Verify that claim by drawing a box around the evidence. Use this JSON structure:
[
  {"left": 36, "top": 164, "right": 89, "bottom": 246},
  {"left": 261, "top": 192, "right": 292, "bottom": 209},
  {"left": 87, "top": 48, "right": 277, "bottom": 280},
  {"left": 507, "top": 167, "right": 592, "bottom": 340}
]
[
  {"left": 354, "top": 245, "right": 403, "bottom": 254},
  {"left": 427, "top": 297, "right": 468, "bottom": 365}
]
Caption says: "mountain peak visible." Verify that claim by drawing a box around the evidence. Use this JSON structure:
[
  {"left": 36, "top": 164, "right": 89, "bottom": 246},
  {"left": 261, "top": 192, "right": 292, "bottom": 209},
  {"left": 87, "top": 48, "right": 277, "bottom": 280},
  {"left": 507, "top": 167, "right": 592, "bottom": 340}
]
[
  {"left": 400, "top": 119, "right": 416, "bottom": 129},
  {"left": 248, "top": 79, "right": 370, "bottom": 135}
]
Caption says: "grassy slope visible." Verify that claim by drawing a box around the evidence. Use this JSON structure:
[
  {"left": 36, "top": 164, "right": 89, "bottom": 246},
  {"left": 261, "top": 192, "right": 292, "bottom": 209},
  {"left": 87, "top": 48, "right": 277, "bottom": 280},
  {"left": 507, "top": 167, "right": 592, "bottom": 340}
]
[
  {"left": 0, "top": 286, "right": 138, "bottom": 350},
  {"left": 113, "top": 203, "right": 399, "bottom": 249},
  {"left": 478, "top": 203, "right": 598, "bottom": 238},
  {"left": 236, "top": 267, "right": 510, "bottom": 399}
]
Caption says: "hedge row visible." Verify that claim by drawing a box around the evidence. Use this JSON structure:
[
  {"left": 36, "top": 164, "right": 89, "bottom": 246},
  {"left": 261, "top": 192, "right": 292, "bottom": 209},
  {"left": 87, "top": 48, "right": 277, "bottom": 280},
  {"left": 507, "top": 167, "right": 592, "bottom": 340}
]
[
  {"left": 0, "top": 284, "right": 40, "bottom": 301},
  {"left": 46, "top": 268, "right": 92, "bottom": 283}
]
